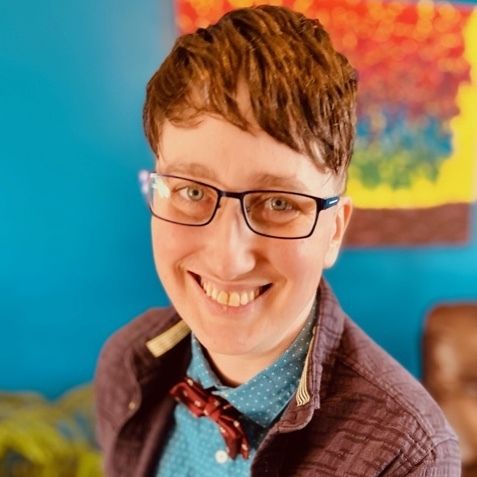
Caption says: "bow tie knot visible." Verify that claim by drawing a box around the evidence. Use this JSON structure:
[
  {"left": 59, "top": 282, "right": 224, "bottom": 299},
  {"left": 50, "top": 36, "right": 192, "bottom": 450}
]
[
  {"left": 203, "top": 398, "right": 226, "bottom": 420},
  {"left": 170, "top": 377, "right": 250, "bottom": 459}
]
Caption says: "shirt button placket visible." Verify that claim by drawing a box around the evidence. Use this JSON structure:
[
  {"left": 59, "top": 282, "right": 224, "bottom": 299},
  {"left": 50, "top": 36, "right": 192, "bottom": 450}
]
[{"left": 215, "top": 449, "right": 229, "bottom": 464}]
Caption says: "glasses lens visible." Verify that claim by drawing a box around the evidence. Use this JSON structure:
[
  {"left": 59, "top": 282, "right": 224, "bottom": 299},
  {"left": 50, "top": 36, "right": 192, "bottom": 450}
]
[
  {"left": 244, "top": 192, "right": 318, "bottom": 238},
  {"left": 148, "top": 174, "right": 217, "bottom": 225}
]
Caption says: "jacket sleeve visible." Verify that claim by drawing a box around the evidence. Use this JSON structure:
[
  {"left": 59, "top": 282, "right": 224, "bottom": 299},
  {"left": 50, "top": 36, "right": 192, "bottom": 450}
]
[
  {"left": 94, "top": 331, "right": 135, "bottom": 469},
  {"left": 94, "top": 337, "right": 119, "bottom": 453},
  {"left": 400, "top": 439, "right": 461, "bottom": 477}
]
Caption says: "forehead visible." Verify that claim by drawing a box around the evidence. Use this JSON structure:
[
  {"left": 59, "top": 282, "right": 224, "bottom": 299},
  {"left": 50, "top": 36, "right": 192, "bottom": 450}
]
[{"left": 158, "top": 115, "right": 339, "bottom": 195}]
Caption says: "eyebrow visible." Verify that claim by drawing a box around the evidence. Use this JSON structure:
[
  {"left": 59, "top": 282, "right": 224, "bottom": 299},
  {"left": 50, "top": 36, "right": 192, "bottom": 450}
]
[
  {"left": 159, "top": 160, "right": 310, "bottom": 192},
  {"left": 252, "top": 173, "right": 308, "bottom": 191},
  {"left": 160, "top": 161, "right": 219, "bottom": 181}
]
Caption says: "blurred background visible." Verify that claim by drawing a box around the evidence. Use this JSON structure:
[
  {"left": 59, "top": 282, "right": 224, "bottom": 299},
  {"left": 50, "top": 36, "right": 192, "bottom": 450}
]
[{"left": 1, "top": 0, "right": 476, "bottom": 475}]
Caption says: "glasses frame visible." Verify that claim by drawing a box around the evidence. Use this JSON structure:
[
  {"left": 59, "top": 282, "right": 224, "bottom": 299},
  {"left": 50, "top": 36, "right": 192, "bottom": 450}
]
[{"left": 143, "top": 172, "right": 340, "bottom": 240}]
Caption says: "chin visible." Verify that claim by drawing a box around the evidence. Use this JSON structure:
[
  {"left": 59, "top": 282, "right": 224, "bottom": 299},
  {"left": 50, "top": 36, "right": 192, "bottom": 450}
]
[{"left": 191, "top": 320, "right": 263, "bottom": 356}]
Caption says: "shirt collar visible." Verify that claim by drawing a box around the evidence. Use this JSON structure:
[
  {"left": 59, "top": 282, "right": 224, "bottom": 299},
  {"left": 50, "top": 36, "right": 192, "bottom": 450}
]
[{"left": 187, "top": 302, "right": 317, "bottom": 428}]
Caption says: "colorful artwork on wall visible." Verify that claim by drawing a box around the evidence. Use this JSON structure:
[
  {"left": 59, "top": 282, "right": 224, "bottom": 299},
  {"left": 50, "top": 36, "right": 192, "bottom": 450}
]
[{"left": 173, "top": 0, "right": 477, "bottom": 246}]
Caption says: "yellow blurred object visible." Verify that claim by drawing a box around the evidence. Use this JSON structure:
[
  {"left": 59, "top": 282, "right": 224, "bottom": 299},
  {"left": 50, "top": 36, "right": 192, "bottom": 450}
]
[{"left": 0, "top": 385, "right": 103, "bottom": 477}]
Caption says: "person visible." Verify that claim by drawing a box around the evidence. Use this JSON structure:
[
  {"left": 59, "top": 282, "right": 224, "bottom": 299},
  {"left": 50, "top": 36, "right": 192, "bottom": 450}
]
[
  {"left": 423, "top": 304, "right": 477, "bottom": 477},
  {"left": 94, "top": 5, "right": 460, "bottom": 476}
]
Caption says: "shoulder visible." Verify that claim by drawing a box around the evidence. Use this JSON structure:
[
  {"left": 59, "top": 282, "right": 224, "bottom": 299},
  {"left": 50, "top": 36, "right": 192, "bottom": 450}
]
[
  {"left": 96, "top": 306, "right": 179, "bottom": 369},
  {"left": 317, "top": 316, "right": 460, "bottom": 474},
  {"left": 94, "top": 307, "right": 184, "bottom": 446},
  {"left": 95, "top": 306, "right": 185, "bottom": 393},
  {"left": 338, "top": 317, "right": 451, "bottom": 438}
]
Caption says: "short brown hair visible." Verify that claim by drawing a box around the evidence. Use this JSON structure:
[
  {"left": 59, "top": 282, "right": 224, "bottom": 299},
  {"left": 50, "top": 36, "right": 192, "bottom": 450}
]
[{"left": 143, "top": 5, "right": 357, "bottom": 174}]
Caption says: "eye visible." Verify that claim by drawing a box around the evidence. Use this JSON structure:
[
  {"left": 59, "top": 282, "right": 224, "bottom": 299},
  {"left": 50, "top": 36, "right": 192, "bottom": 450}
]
[
  {"left": 180, "top": 186, "right": 204, "bottom": 201},
  {"left": 268, "top": 197, "right": 293, "bottom": 211}
]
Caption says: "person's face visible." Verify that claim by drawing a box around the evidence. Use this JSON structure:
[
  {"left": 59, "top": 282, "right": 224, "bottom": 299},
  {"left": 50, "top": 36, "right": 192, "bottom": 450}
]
[{"left": 151, "top": 109, "right": 351, "bottom": 367}]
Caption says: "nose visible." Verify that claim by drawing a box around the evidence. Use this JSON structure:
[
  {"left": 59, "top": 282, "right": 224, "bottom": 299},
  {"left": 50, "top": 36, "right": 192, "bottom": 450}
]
[{"left": 203, "top": 197, "right": 257, "bottom": 281}]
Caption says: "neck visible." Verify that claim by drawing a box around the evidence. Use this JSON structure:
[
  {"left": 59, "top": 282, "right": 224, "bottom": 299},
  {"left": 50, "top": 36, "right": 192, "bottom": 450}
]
[
  {"left": 206, "top": 349, "right": 285, "bottom": 387},
  {"left": 206, "top": 299, "right": 316, "bottom": 386}
]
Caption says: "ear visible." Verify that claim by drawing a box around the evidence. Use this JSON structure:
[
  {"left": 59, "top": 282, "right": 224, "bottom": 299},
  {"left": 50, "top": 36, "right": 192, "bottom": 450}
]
[{"left": 323, "top": 196, "right": 353, "bottom": 269}]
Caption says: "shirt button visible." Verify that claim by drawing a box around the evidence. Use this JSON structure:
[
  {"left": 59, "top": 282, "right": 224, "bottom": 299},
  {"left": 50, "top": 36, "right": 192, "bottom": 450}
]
[{"left": 215, "top": 450, "right": 228, "bottom": 464}]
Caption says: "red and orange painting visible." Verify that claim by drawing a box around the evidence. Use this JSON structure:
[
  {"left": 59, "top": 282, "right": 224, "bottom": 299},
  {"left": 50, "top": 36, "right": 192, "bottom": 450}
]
[{"left": 173, "top": 0, "right": 477, "bottom": 246}]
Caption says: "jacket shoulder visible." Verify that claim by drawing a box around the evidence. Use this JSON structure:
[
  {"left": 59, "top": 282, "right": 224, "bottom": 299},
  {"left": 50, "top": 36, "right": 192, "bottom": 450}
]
[
  {"left": 94, "top": 307, "right": 181, "bottom": 450},
  {"left": 99, "top": 307, "right": 179, "bottom": 362},
  {"left": 322, "top": 317, "right": 460, "bottom": 474}
]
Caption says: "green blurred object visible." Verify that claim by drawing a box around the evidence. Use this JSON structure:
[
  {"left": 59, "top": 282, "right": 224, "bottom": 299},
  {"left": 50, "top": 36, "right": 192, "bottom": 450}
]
[{"left": 0, "top": 385, "right": 103, "bottom": 477}]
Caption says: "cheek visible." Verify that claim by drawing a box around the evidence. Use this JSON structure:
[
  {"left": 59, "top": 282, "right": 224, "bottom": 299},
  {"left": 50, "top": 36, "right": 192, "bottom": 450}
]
[
  {"left": 151, "top": 221, "right": 192, "bottom": 281},
  {"left": 272, "top": 237, "right": 327, "bottom": 289}
]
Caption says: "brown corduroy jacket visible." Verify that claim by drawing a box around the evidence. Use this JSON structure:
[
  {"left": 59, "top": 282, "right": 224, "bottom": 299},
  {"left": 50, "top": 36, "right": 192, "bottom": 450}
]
[{"left": 94, "top": 281, "right": 461, "bottom": 476}]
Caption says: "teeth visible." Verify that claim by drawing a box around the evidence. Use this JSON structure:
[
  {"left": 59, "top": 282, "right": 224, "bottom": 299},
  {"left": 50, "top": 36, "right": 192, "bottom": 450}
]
[
  {"left": 217, "top": 291, "right": 228, "bottom": 305},
  {"left": 228, "top": 292, "right": 240, "bottom": 307},
  {"left": 198, "top": 278, "right": 265, "bottom": 307}
]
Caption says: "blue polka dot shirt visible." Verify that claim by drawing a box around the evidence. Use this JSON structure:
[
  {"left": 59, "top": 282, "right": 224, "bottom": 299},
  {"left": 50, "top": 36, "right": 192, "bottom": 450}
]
[{"left": 155, "top": 313, "right": 316, "bottom": 477}]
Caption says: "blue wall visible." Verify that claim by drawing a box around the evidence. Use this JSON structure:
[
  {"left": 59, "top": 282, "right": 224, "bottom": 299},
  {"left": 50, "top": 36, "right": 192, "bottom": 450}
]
[
  {"left": 0, "top": 0, "right": 175, "bottom": 397},
  {"left": 328, "top": 204, "right": 477, "bottom": 379},
  {"left": 1, "top": 0, "right": 476, "bottom": 398}
]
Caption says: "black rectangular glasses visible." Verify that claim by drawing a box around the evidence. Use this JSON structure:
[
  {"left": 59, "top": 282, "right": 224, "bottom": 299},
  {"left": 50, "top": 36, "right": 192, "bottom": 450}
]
[{"left": 140, "top": 171, "right": 340, "bottom": 240}]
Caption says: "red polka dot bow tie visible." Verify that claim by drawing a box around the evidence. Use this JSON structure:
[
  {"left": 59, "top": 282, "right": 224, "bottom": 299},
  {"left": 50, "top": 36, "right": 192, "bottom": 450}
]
[{"left": 170, "top": 377, "right": 250, "bottom": 459}]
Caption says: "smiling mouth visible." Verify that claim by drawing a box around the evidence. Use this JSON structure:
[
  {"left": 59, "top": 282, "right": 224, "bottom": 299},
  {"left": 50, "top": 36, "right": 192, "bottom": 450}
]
[{"left": 190, "top": 273, "right": 272, "bottom": 307}]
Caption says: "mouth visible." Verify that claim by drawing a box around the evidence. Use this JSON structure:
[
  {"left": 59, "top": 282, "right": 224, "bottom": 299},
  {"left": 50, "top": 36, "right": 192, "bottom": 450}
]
[{"left": 189, "top": 272, "right": 272, "bottom": 308}]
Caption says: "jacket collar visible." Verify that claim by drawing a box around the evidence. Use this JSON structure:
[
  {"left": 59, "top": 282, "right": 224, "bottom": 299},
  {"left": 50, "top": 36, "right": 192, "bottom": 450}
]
[{"left": 275, "top": 279, "right": 346, "bottom": 433}]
